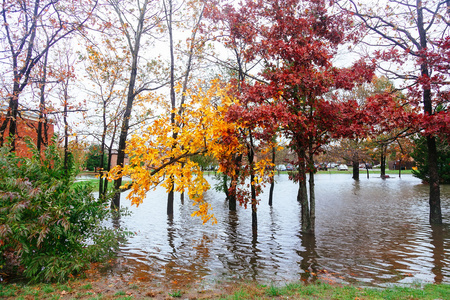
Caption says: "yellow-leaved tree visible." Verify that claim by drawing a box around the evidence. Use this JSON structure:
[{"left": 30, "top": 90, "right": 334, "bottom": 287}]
[{"left": 108, "top": 79, "right": 239, "bottom": 224}]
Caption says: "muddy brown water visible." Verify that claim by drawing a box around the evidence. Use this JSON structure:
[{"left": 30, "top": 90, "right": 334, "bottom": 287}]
[{"left": 99, "top": 174, "right": 450, "bottom": 289}]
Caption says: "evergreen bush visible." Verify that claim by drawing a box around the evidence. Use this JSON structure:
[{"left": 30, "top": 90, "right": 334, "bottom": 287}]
[{"left": 411, "top": 136, "right": 450, "bottom": 184}]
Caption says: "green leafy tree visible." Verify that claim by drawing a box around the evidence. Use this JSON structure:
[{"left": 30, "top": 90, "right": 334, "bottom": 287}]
[
  {"left": 85, "top": 144, "right": 108, "bottom": 172},
  {"left": 411, "top": 136, "right": 450, "bottom": 184}
]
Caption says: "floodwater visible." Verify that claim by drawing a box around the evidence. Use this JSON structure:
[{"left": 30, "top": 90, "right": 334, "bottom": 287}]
[{"left": 101, "top": 173, "right": 450, "bottom": 288}]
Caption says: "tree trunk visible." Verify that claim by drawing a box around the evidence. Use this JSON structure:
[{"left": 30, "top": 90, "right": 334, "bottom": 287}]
[
  {"left": 1, "top": 88, "right": 20, "bottom": 151},
  {"left": 308, "top": 141, "right": 315, "bottom": 232},
  {"left": 63, "top": 87, "right": 69, "bottom": 176},
  {"left": 427, "top": 136, "right": 442, "bottom": 224},
  {"left": 167, "top": 183, "right": 174, "bottom": 216},
  {"left": 112, "top": 96, "right": 133, "bottom": 208},
  {"left": 248, "top": 131, "right": 257, "bottom": 235},
  {"left": 37, "top": 50, "right": 49, "bottom": 153},
  {"left": 99, "top": 131, "right": 107, "bottom": 199},
  {"left": 165, "top": 0, "right": 178, "bottom": 216},
  {"left": 380, "top": 145, "right": 386, "bottom": 178},
  {"left": 309, "top": 170, "right": 315, "bottom": 231},
  {"left": 417, "top": 1, "right": 441, "bottom": 224},
  {"left": 228, "top": 154, "right": 242, "bottom": 211},
  {"left": 268, "top": 146, "right": 275, "bottom": 206},
  {"left": 297, "top": 148, "right": 310, "bottom": 233},
  {"left": 352, "top": 160, "right": 359, "bottom": 180},
  {"left": 111, "top": 0, "right": 149, "bottom": 209}
]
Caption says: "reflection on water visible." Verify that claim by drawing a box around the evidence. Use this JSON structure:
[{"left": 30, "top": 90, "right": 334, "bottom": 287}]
[{"left": 104, "top": 174, "right": 450, "bottom": 288}]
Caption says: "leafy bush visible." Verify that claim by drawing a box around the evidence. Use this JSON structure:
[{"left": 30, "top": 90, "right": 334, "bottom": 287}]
[
  {"left": 411, "top": 136, "right": 450, "bottom": 184},
  {"left": 0, "top": 141, "right": 130, "bottom": 282},
  {"left": 85, "top": 144, "right": 107, "bottom": 171}
]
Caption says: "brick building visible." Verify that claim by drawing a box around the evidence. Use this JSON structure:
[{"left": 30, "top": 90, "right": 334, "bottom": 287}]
[{"left": 0, "top": 110, "right": 54, "bottom": 158}]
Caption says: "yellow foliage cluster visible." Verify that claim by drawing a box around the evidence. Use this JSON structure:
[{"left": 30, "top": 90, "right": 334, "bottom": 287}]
[{"left": 108, "top": 79, "right": 238, "bottom": 224}]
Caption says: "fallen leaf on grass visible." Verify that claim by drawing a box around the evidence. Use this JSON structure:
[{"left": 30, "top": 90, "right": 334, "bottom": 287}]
[{"left": 145, "top": 291, "right": 156, "bottom": 297}]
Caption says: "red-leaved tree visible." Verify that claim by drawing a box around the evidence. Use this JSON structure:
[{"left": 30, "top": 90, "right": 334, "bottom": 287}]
[{"left": 219, "top": 0, "right": 375, "bottom": 233}]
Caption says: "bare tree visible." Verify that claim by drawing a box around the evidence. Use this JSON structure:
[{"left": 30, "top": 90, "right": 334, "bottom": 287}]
[
  {"left": 0, "top": 0, "right": 97, "bottom": 151},
  {"left": 104, "top": 0, "right": 166, "bottom": 209}
]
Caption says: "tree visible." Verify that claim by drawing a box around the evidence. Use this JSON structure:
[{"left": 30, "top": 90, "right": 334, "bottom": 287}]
[
  {"left": 0, "top": 0, "right": 97, "bottom": 152},
  {"left": 203, "top": 0, "right": 260, "bottom": 212},
  {"left": 338, "top": 0, "right": 450, "bottom": 224},
  {"left": 103, "top": 0, "right": 165, "bottom": 209},
  {"left": 80, "top": 38, "right": 129, "bottom": 199},
  {"left": 220, "top": 0, "right": 374, "bottom": 233},
  {"left": 162, "top": 0, "right": 207, "bottom": 215},
  {"left": 108, "top": 79, "right": 239, "bottom": 224},
  {"left": 411, "top": 135, "right": 450, "bottom": 184},
  {"left": 336, "top": 76, "right": 397, "bottom": 180},
  {"left": 85, "top": 144, "right": 108, "bottom": 171}
]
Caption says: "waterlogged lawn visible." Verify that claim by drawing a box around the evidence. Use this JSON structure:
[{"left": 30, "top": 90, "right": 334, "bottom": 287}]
[{"left": 1, "top": 280, "right": 449, "bottom": 299}]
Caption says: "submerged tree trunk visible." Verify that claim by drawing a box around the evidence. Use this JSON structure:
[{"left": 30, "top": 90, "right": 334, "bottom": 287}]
[
  {"left": 308, "top": 141, "right": 315, "bottom": 232},
  {"left": 380, "top": 144, "right": 387, "bottom": 178},
  {"left": 352, "top": 160, "right": 359, "bottom": 180},
  {"left": 417, "top": 3, "right": 441, "bottom": 224},
  {"left": 167, "top": 183, "right": 174, "bottom": 216},
  {"left": 228, "top": 154, "right": 242, "bottom": 211},
  {"left": 309, "top": 170, "right": 315, "bottom": 231},
  {"left": 268, "top": 146, "right": 276, "bottom": 206},
  {"left": 166, "top": 0, "right": 177, "bottom": 216},
  {"left": 427, "top": 136, "right": 441, "bottom": 224},
  {"left": 248, "top": 131, "right": 257, "bottom": 235},
  {"left": 297, "top": 147, "right": 310, "bottom": 233}
]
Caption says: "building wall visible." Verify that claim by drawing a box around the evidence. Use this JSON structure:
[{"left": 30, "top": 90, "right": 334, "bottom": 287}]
[
  {"left": 109, "top": 152, "right": 129, "bottom": 168},
  {"left": 0, "top": 115, "right": 55, "bottom": 158}
]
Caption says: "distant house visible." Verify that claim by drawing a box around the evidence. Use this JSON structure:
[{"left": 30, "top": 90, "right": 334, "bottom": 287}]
[
  {"left": 109, "top": 150, "right": 129, "bottom": 169},
  {"left": 388, "top": 159, "right": 415, "bottom": 170},
  {"left": 0, "top": 108, "right": 54, "bottom": 158}
]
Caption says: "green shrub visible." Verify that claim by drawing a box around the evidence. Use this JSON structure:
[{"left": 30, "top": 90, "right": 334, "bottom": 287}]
[
  {"left": 411, "top": 135, "right": 450, "bottom": 184},
  {"left": 85, "top": 144, "right": 107, "bottom": 172},
  {"left": 0, "top": 141, "right": 130, "bottom": 282}
]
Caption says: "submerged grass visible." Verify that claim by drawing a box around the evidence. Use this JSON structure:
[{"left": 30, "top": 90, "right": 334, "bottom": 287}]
[{"left": 1, "top": 280, "right": 449, "bottom": 299}]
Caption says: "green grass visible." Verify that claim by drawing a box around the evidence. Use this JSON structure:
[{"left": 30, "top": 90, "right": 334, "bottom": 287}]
[
  {"left": 81, "top": 283, "right": 92, "bottom": 290},
  {"left": 315, "top": 168, "right": 412, "bottom": 175},
  {"left": 168, "top": 290, "right": 183, "bottom": 297},
  {"left": 219, "top": 281, "right": 450, "bottom": 299},
  {"left": 1, "top": 280, "right": 449, "bottom": 299},
  {"left": 72, "top": 178, "right": 131, "bottom": 191},
  {"left": 113, "top": 290, "right": 126, "bottom": 296}
]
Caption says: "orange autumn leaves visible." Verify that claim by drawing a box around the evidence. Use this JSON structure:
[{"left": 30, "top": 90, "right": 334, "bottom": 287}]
[{"left": 108, "top": 79, "right": 268, "bottom": 224}]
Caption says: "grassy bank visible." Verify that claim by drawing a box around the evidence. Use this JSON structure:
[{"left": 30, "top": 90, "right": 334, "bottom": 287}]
[
  {"left": 73, "top": 178, "right": 132, "bottom": 191},
  {"left": 315, "top": 168, "right": 413, "bottom": 175},
  {"left": 1, "top": 279, "right": 449, "bottom": 299}
]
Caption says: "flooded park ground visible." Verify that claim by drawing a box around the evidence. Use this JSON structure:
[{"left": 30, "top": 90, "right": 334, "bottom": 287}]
[{"left": 96, "top": 173, "right": 450, "bottom": 291}]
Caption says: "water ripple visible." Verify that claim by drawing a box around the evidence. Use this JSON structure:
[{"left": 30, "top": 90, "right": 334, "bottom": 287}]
[{"left": 102, "top": 174, "right": 450, "bottom": 287}]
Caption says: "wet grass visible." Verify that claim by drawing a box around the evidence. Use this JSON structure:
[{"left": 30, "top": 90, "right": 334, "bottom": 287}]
[
  {"left": 72, "top": 178, "right": 131, "bottom": 191},
  {"left": 315, "top": 168, "right": 412, "bottom": 176},
  {"left": 221, "top": 282, "right": 450, "bottom": 299},
  {"left": 1, "top": 280, "right": 449, "bottom": 299}
]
